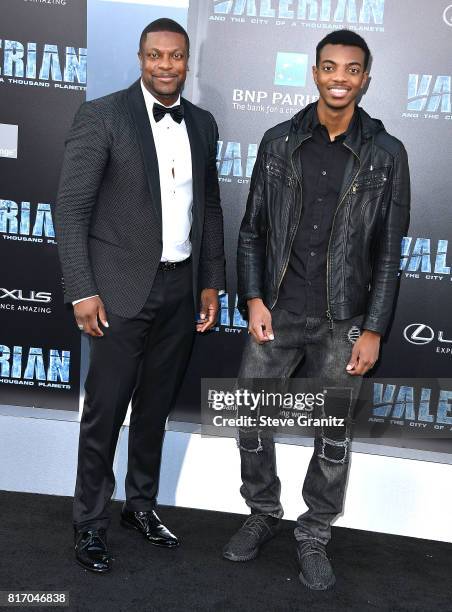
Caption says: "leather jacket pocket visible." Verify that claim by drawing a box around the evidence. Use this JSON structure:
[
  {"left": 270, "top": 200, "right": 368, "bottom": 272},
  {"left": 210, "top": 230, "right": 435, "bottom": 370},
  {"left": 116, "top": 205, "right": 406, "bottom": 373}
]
[
  {"left": 265, "top": 158, "right": 295, "bottom": 188},
  {"left": 352, "top": 167, "right": 389, "bottom": 193}
]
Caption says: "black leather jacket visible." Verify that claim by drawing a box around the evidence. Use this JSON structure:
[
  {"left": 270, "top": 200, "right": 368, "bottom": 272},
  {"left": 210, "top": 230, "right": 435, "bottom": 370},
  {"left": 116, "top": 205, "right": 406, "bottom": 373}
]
[{"left": 237, "top": 103, "right": 410, "bottom": 336}]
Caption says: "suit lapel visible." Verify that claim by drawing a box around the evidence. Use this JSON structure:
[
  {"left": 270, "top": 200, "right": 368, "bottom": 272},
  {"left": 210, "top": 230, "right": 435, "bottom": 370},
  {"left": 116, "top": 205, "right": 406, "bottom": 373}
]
[
  {"left": 127, "top": 80, "right": 162, "bottom": 225},
  {"left": 182, "top": 99, "right": 205, "bottom": 238}
]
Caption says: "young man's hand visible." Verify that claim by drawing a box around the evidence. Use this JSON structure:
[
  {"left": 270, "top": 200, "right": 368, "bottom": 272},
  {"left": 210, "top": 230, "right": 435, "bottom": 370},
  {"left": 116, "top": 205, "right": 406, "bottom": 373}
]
[
  {"left": 247, "top": 298, "right": 274, "bottom": 344},
  {"left": 346, "top": 330, "right": 381, "bottom": 375}
]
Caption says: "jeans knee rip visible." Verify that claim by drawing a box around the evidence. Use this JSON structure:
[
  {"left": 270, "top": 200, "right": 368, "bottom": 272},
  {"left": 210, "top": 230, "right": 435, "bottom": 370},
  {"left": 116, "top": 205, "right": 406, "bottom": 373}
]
[
  {"left": 237, "top": 430, "right": 263, "bottom": 453},
  {"left": 318, "top": 435, "right": 350, "bottom": 463}
]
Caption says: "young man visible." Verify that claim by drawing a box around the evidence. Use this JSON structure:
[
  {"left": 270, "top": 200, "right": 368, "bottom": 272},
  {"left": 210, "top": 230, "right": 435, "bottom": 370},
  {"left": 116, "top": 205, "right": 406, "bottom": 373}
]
[
  {"left": 56, "top": 19, "right": 224, "bottom": 572},
  {"left": 223, "top": 30, "right": 410, "bottom": 590}
]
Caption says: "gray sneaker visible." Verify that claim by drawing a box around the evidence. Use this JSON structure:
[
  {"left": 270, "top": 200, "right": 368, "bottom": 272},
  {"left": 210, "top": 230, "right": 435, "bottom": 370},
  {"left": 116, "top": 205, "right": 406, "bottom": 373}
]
[
  {"left": 223, "top": 514, "right": 281, "bottom": 562},
  {"left": 297, "top": 540, "right": 336, "bottom": 590}
]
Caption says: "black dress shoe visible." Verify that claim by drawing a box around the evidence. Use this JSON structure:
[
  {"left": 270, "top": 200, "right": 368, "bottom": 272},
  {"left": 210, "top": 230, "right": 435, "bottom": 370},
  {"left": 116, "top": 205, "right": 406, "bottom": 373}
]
[
  {"left": 74, "top": 528, "right": 111, "bottom": 573},
  {"left": 120, "top": 505, "right": 179, "bottom": 548}
]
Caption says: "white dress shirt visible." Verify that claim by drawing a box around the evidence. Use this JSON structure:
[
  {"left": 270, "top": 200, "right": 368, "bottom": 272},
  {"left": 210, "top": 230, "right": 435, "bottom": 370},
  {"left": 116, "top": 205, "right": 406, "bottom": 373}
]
[
  {"left": 141, "top": 80, "right": 193, "bottom": 262},
  {"left": 73, "top": 81, "right": 194, "bottom": 305}
]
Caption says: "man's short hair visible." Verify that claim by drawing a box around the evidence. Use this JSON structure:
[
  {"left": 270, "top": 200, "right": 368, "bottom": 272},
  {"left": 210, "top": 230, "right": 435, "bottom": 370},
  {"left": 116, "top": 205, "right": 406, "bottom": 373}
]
[
  {"left": 139, "top": 18, "right": 190, "bottom": 56},
  {"left": 316, "top": 29, "right": 370, "bottom": 70}
]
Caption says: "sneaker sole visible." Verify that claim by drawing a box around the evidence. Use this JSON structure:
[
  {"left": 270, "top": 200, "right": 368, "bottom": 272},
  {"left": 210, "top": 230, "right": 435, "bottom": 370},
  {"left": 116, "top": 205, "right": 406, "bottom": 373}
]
[
  {"left": 222, "top": 525, "right": 282, "bottom": 563},
  {"left": 298, "top": 570, "right": 336, "bottom": 591},
  {"left": 222, "top": 548, "right": 259, "bottom": 562}
]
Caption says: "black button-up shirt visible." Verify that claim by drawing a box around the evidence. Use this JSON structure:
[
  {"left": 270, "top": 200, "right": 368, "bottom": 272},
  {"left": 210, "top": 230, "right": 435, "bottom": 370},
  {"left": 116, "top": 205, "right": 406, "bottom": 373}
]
[{"left": 277, "top": 108, "right": 357, "bottom": 317}]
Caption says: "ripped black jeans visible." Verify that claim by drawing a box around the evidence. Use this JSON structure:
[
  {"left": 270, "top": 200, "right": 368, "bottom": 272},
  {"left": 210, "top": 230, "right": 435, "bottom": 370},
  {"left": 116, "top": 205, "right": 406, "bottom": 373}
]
[{"left": 238, "top": 307, "right": 364, "bottom": 545}]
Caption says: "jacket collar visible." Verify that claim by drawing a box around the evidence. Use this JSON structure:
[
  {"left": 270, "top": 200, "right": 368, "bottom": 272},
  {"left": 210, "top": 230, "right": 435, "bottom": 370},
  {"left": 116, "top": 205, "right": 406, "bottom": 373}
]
[
  {"left": 180, "top": 97, "right": 204, "bottom": 227},
  {"left": 127, "top": 79, "right": 162, "bottom": 224},
  {"left": 290, "top": 101, "right": 385, "bottom": 158}
]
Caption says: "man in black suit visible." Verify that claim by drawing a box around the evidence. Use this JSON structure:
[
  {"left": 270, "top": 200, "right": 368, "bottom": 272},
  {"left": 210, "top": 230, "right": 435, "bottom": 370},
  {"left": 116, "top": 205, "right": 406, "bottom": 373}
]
[{"left": 56, "top": 18, "right": 225, "bottom": 573}]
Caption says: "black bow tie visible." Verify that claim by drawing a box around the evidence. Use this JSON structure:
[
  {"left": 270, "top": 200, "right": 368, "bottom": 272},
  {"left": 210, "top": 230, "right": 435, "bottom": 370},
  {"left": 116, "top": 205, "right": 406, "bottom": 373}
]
[{"left": 153, "top": 102, "right": 184, "bottom": 124}]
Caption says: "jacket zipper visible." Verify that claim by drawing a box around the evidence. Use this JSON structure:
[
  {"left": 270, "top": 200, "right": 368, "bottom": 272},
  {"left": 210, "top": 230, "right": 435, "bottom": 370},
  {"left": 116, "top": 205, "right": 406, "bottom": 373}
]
[
  {"left": 271, "top": 134, "right": 311, "bottom": 309},
  {"left": 326, "top": 143, "right": 361, "bottom": 330}
]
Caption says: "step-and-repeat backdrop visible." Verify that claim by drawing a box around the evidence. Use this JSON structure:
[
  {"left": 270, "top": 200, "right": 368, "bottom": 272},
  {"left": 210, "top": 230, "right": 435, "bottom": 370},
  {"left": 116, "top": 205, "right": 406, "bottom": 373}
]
[
  {"left": 1, "top": 0, "right": 452, "bottom": 457},
  {"left": 0, "top": 0, "right": 86, "bottom": 410}
]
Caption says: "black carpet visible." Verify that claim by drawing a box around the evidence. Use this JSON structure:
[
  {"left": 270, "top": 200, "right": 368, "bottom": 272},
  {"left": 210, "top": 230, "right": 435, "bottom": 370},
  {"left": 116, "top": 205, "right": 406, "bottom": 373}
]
[{"left": 1, "top": 491, "right": 451, "bottom": 612}]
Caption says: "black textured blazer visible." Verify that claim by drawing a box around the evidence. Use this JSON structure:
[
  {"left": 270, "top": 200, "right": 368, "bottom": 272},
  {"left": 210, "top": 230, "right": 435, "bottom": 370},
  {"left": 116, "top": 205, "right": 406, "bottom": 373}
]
[{"left": 55, "top": 79, "right": 225, "bottom": 318}]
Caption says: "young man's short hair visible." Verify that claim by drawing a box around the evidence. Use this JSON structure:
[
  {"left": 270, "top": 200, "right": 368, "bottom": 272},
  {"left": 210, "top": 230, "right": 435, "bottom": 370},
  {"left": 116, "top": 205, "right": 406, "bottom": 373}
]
[{"left": 316, "top": 29, "right": 370, "bottom": 70}]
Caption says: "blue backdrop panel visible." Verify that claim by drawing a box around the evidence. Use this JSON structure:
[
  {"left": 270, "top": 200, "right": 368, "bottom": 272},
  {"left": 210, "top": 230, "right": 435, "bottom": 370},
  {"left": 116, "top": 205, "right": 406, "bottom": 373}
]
[{"left": 87, "top": 0, "right": 188, "bottom": 100}]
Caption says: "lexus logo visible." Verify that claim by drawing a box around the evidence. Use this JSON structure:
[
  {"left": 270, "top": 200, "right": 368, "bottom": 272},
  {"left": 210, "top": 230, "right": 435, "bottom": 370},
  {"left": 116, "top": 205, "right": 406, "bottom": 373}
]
[
  {"left": 403, "top": 323, "right": 435, "bottom": 345},
  {"left": 0, "top": 289, "right": 52, "bottom": 303},
  {"left": 444, "top": 4, "right": 452, "bottom": 26}
]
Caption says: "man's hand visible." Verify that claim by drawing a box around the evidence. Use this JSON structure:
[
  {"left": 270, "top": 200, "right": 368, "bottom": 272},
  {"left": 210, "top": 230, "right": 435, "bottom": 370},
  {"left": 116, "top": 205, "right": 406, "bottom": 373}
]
[
  {"left": 346, "top": 330, "right": 381, "bottom": 375},
  {"left": 197, "top": 288, "right": 219, "bottom": 332},
  {"left": 247, "top": 298, "right": 274, "bottom": 344},
  {"left": 74, "top": 296, "right": 109, "bottom": 337}
]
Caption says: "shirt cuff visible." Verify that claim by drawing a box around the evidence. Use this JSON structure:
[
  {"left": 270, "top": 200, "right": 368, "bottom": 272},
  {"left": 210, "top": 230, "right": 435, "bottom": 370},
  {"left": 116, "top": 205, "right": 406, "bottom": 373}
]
[{"left": 72, "top": 295, "right": 99, "bottom": 305}]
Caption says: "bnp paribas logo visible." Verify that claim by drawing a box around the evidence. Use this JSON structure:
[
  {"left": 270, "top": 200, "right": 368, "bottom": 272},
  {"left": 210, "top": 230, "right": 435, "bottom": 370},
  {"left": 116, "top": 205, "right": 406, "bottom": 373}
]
[
  {"left": 274, "top": 52, "right": 308, "bottom": 87},
  {"left": 403, "top": 74, "right": 452, "bottom": 121}
]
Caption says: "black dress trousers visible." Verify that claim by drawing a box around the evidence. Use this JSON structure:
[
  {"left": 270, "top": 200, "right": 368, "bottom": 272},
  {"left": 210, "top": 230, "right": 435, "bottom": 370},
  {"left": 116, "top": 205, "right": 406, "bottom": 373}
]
[{"left": 73, "top": 262, "right": 194, "bottom": 530}]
